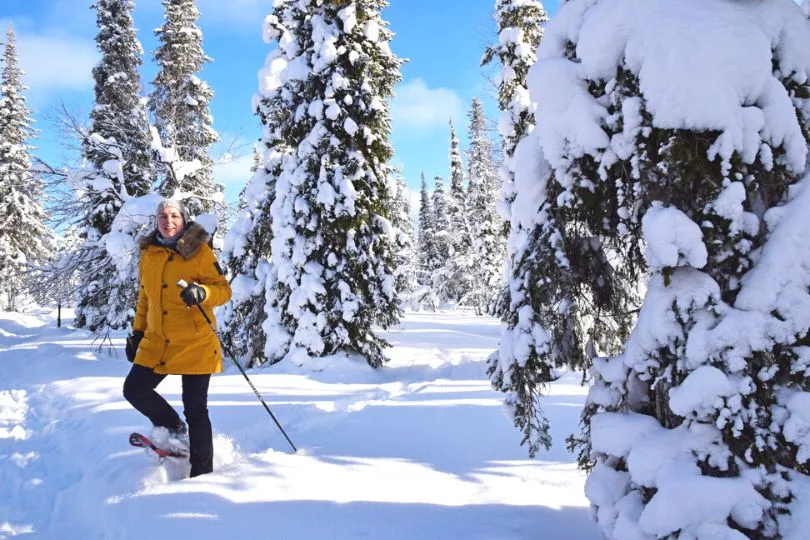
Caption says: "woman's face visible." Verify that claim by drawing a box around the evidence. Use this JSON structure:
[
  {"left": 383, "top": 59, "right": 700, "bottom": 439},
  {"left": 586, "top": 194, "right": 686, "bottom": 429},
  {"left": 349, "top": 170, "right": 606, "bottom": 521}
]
[{"left": 157, "top": 207, "right": 185, "bottom": 239}]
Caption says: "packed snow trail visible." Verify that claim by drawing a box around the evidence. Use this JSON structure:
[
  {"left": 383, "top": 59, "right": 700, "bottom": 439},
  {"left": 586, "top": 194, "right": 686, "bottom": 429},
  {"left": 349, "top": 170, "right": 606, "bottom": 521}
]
[{"left": 0, "top": 309, "right": 599, "bottom": 539}]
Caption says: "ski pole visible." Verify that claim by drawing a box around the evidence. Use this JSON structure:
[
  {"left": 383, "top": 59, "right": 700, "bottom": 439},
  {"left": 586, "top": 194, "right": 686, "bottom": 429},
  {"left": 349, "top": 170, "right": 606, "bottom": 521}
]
[{"left": 177, "top": 280, "right": 298, "bottom": 453}]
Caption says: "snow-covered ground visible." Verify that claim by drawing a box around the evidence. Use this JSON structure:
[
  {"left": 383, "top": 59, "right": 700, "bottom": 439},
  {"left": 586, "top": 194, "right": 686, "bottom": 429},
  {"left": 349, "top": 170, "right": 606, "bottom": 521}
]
[{"left": 0, "top": 309, "right": 600, "bottom": 540}]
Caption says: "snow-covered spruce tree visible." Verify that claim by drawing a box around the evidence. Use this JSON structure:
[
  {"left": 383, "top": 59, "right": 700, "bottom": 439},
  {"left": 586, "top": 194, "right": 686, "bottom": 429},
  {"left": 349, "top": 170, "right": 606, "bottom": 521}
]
[
  {"left": 219, "top": 139, "right": 279, "bottom": 367},
  {"left": 448, "top": 120, "right": 466, "bottom": 215},
  {"left": 89, "top": 0, "right": 153, "bottom": 196},
  {"left": 465, "top": 98, "right": 505, "bottom": 314},
  {"left": 252, "top": 0, "right": 403, "bottom": 368},
  {"left": 150, "top": 0, "right": 220, "bottom": 216},
  {"left": 390, "top": 174, "right": 417, "bottom": 303},
  {"left": 73, "top": 0, "right": 154, "bottom": 332},
  {"left": 481, "top": 0, "right": 547, "bottom": 317},
  {"left": 443, "top": 119, "right": 473, "bottom": 302},
  {"left": 485, "top": 6, "right": 646, "bottom": 459},
  {"left": 417, "top": 171, "right": 439, "bottom": 286},
  {"left": 482, "top": 0, "right": 546, "bottom": 228},
  {"left": 0, "top": 27, "right": 51, "bottom": 311},
  {"left": 250, "top": 144, "right": 261, "bottom": 174},
  {"left": 501, "top": 0, "right": 810, "bottom": 537},
  {"left": 431, "top": 174, "right": 453, "bottom": 300}
]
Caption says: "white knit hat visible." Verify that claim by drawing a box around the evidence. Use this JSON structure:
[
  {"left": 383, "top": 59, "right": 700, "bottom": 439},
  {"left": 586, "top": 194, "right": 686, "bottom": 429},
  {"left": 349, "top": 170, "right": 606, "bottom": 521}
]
[{"left": 156, "top": 198, "right": 190, "bottom": 225}]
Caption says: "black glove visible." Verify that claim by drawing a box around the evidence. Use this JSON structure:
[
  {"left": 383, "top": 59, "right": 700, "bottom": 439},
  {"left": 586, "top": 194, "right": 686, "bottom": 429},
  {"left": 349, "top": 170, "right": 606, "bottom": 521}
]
[
  {"left": 125, "top": 331, "right": 144, "bottom": 363},
  {"left": 180, "top": 282, "right": 207, "bottom": 307}
]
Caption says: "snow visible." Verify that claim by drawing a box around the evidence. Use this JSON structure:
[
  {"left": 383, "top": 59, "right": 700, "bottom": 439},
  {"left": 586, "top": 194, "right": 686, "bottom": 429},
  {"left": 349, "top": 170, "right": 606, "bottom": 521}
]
[
  {"left": 735, "top": 175, "right": 810, "bottom": 316},
  {"left": 343, "top": 117, "right": 358, "bottom": 136},
  {"left": 195, "top": 213, "right": 219, "bottom": 235},
  {"left": 338, "top": 5, "right": 357, "bottom": 34},
  {"left": 784, "top": 392, "right": 810, "bottom": 463},
  {"left": 0, "top": 308, "right": 600, "bottom": 539},
  {"left": 587, "top": 409, "right": 781, "bottom": 538},
  {"left": 672, "top": 172, "right": 810, "bottom": 374},
  {"left": 619, "top": 269, "right": 720, "bottom": 373},
  {"left": 641, "top": 203, "right": 707, "bottom": 270},
  {"left": 514, "top": 1, "right": 810, "bottom": 535},
  {"left": 590, "top": 412, "right": 661, "bottom": 458},
  {"left": 104, "top": 232, "right": 138, "bottom": 274},
  {"left": 149, "top": 127, "right": 204, "bottom": 184},
  {"left": 638, "top": 463, "right": 770, "bottom": 537},
  {"left": 363, "top": 20, "right": 380, "bottom": 43},
  {"left": 531, "top": 0, "right": 810, "bottom": 174},
  {"left": 712, "top": 181, "right": 751, "bottom": 235},
  {"left": 668, "top": 366, "right": 735, "bottom": 418}
]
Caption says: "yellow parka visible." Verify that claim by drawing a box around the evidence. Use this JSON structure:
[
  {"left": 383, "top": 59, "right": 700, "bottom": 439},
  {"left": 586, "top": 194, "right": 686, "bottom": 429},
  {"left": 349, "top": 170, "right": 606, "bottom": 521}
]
[{"left": 132, "top": 222, "right": 232, "bottom": 375}]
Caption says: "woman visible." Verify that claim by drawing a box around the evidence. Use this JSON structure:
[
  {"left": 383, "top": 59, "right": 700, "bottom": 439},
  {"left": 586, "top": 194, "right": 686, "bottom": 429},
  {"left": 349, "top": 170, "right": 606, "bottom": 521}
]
[{"left": 123, "top": 198, "right": 232, "bottom": 478}]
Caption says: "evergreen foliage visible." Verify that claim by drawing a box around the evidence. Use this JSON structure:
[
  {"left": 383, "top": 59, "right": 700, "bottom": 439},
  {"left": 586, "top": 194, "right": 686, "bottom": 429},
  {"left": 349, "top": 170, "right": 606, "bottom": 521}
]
[
  {"left": 481, "top": 0, "right": 547, "bottom": 317},
  {"left": 90, "top": 0, "right": 154, "bottom": 196},
  {"left": 250, "top": 144, "right": 261, "bottom": 174},
  {"left": 73, "top": 0, "right": 153, "bottom": 332},
  {"left": 226, "top": 0, "right": 403, "bottom": 368},
  {"left": 448, "top": 120, "right": 466, "bottom": 206},
  {"left": 417, "top": 171, "right": 439, "bottom": 285},
  {"left": 0, "top": 27, "right": 51, "bottom": 311},
  {"left": 150, "top": 0, "right": 220, "bottom": 216},
  {"left": 465, "top": 98, "right": 505, "bottom": 314},
  {"left": 220, "top": 155, "right": 276, "bottom": 367},
  {"left": 481, "top": 0, "right": 546, "bottom": 226},
  {"left": 443, "top": 119, "right": 473, "bottom": 302},
  {"left": 491, "top": 0, "right": 810, "bottom": 536},
  {"left": 390, "top": 175, "right": 418, "bottom": 302},
  {"left": 431, "top": 175, "right": 452, "bottom": 285},
  {"left": 580, "top": 67, "right": 810, "bottom": 539}
]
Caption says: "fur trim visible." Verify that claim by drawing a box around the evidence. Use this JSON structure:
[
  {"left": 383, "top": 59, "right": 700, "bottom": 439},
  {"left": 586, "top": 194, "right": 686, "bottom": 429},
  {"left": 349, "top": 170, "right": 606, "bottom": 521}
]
[{"left": 138, "top": 222, "right": 210, "bottom": 260}]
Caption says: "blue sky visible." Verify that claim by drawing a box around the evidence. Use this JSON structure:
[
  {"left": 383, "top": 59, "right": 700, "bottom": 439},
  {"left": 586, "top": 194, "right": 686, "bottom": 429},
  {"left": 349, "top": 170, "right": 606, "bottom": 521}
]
[{"left": 1, "top": 0, "right": 558, "bottom": 204}]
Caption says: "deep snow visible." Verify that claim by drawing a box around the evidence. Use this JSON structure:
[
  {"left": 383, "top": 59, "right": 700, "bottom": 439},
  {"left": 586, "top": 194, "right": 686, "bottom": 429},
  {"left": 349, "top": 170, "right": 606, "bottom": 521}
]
[{"left": 0, "top": 308, "right": 599, "bottom": 539}]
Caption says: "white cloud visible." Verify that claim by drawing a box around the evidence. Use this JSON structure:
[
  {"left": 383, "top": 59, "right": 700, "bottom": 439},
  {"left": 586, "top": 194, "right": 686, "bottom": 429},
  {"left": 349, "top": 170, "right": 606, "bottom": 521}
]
[
  {"left": 0, "top": 18, "right": 98, "bottom": 97},
  {"left": 390, "top": 78, "right": 465, "bottom": 135},
  {"left": 16, "top": 33, "right": 97, "bottom": 92}
]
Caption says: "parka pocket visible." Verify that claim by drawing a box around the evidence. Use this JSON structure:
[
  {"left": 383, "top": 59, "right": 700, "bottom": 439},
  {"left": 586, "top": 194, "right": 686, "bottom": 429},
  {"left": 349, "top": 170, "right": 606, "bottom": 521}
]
[{"left": 191, "top": 313, "right": 200, "bottom": 335}]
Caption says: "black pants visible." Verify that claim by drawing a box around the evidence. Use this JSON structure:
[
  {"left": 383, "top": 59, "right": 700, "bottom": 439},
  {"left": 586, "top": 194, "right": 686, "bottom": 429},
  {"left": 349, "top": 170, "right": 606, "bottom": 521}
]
[{"left": 123, "top": 363, "right": 213, "bottom": 477}]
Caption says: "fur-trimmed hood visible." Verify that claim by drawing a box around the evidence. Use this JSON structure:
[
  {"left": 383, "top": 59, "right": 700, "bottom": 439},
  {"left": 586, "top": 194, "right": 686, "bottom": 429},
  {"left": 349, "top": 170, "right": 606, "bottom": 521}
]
[{"left": 138, "top": 222, "right": 210, "bottom": 260}]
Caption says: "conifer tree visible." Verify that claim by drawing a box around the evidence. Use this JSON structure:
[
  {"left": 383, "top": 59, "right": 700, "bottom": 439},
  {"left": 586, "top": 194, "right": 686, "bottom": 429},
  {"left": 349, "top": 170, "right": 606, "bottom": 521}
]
[
  {"left": 391, "top": 175, "right": 417, "bottom": 302},
  {"left": 150, "top": 0, "right": 220, "bottom": 216},
  {"left": 481, "top": 0, "right": 546, "bottom": 227},
  {"left": 431, "top": 175, "right": 454, "bottom": 300},
  {"left": 232, "top": 0, "right": 403, "bottom": 368},
  {"left": 444, "top": 119, "right": 473, "bottom": 302},
  {"left": 482, "top": 0, "right": 547, "bottom": 317},
  {"left": 73, "top": 0, "right": 153, "bottom": 332},
  {"left": 490, "top": 1, "right": 810, "bottom": 536},
  {"left": 431, "top": 175, "right": 451, "bottom": 258},
  {"left": 250, "top": 144, "right": 261, "bottom": 173},
  {"left": 417, "top": 172, "right": 438, "bottom": 285},
  {"left": 220, "top": 139, "right": 277, "bottom": 367},
  {"left": 465, "top": 98, "right": 505, "bottom": 313},
  {"left": 0, "top": 27, "right": 51, "bottom": 311},
  {"left": 90, "top": 0, "right": 154, "bottom": 196},
  {"left": 448, "top": 120, "right": 466, "bottom": 206}
]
